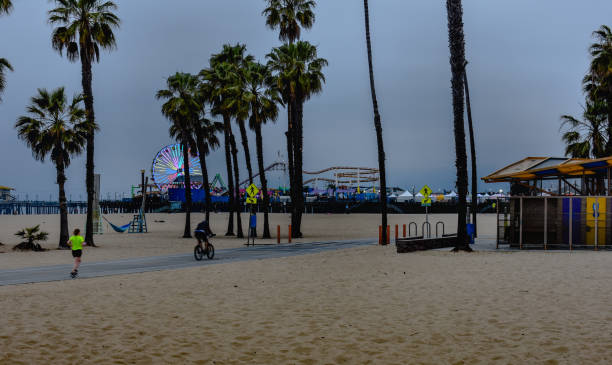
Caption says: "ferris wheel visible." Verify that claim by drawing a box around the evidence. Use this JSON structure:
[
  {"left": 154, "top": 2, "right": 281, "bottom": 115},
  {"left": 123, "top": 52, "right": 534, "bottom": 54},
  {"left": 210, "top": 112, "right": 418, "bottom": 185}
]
[{"left": 151, "top": 144, "right": 202, "bottom": 192}]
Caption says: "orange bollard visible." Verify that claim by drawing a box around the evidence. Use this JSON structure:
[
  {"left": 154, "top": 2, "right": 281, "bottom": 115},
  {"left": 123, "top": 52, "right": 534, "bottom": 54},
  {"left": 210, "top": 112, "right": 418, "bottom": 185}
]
[
  {"left": 378, "top": 225, "right": 382, "bottom": 245},
  {"left": 288, "top": 225, "right": 292, "bottom": 243},
  {"left": 387, "top": 225, "right": 390, "bottom": 245},
  {"left": 403, "top": 224, "right": 406, "bottom": 238},
  {"left": 277, "top": 225, "right": 280, "bottom": 244},
  {"left": 395, "top": 224, "right": 398, "bottom": 242}
]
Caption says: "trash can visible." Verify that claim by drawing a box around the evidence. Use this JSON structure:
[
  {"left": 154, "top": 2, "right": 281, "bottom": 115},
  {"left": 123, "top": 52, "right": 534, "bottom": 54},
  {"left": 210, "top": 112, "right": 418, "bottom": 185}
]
[{"left": 466, "top": 223, "right": 475, "bottom": 244}]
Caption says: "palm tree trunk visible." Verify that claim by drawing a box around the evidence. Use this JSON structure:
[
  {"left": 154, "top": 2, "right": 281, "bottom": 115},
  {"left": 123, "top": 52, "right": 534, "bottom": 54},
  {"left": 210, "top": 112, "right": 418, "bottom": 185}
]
[
  {"left": 286, "top": 104, "right": 295, "bottom": 219},
  {"left": 196, "top": 130, "right": 212, "bottom": 223},
  {"left": 255, "top": 123, "right": 271, "bottom": 238},
  {"left": 223, "top": 113, "right": 235, "bottom": 236},
  {"left": 607, "top": 93, "right": 612, "bottom": 154},
  {"left": 238, "top": 118, "right": 254, "bottom": 185},
  {"left": 182, "top": 141, "right": 192, "bottom": 238},
  {"left": 293, "top": 100, "right": 304, "bottom": 238},
  {"left": 230, "top": 135, "right": 244, "bottom": 238},
  {"left": 57, "top": 162, "right": 70, "bottom": 249},
  {"left": 464, "top": 67, "right": 477, "bottom": 237},
  {"left": 446, "top": 0, "right": 471, "bottom": 251},
  {"left": 80, "top": 45, "right": 96, "bottom": 247},
  {"left": 364, "top": 0, "right": 388, "bottom": 244}
]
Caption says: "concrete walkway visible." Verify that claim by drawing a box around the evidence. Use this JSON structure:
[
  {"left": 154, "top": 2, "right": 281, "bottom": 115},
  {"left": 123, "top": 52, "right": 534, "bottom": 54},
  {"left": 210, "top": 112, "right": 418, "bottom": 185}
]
[{"left": 0, "top": 239, "right": 376, "bottom": 286}]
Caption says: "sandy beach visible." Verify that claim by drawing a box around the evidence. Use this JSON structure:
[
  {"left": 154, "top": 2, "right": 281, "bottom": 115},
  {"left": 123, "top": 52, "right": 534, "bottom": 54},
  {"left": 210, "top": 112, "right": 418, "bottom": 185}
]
[
  {"left": 2, "top": 213, "right": 612, "bottom": 363},
  {"left": 3, "top": 239, "right": 612, "bottom": 363}
]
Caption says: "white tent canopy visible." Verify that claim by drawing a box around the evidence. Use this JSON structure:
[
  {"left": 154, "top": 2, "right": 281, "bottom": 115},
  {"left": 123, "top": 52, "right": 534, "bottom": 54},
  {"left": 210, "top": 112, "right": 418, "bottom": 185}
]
[{"left": 396, "top": 190, "right": 413, "bottom": 202}]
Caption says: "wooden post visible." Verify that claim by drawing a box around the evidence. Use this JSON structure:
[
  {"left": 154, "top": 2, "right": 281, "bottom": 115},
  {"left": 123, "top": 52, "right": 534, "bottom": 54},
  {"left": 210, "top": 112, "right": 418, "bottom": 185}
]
[
  {"left": 288, "top": 225, "right": 292, "bottom": 243},
  {"left": 277, "top": 225, "right": 280, "bottom": 244},
  {"left": 378, "top": 225, "right": 382, "bottom": 245},
  {"left": 395, "top": 224, "right": 398, "bottom": 242},
  {"left": 387, "top": 225, "right": 390, "bottom": 245},
  {"left": 403, "top": 224, "right": 406, "bottom": 238}
]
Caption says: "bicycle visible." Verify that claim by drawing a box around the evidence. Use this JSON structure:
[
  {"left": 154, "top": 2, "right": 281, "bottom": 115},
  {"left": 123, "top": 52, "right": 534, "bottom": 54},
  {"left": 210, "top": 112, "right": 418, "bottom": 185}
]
[{"left": 194, "top": 231, "right": 215, "bottom": 261}]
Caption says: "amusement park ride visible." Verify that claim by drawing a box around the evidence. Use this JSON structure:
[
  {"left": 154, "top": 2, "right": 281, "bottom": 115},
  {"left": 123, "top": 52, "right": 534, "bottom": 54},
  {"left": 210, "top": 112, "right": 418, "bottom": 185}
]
[{"left": 150, "top": 143, "right": 381, "bottom": 194}]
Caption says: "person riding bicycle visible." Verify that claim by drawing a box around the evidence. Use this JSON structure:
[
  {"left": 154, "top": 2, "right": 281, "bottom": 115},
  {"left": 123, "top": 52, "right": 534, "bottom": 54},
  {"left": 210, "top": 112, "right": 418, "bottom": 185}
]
[{"left": 194, "top": 219, "right": 214, "bottom": 249}]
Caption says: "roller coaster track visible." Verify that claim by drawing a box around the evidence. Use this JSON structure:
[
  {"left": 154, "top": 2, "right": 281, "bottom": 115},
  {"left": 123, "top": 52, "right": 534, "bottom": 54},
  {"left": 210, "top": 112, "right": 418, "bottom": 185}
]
[{"left": 239, "top": 162, "right": 287, "bottom": 187}]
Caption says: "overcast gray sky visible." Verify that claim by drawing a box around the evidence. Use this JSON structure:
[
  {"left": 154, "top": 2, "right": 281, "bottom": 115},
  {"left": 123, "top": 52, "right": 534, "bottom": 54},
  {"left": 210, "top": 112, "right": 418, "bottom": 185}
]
[{"left": 1, "top": 0, "right": 610, "bottom": 199}]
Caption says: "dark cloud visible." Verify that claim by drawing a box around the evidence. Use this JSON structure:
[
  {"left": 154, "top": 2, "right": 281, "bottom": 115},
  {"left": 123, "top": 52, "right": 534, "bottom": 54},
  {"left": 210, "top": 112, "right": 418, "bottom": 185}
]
[{"left": 0, "top": 0, "right": 610, "bottom": 198}]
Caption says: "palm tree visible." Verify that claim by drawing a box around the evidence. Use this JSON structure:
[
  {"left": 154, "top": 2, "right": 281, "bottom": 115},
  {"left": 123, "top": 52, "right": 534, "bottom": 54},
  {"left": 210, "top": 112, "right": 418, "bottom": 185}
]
[
  {"left": 49, "top": 0, "right": 120, "bottom": 247},
  {"left": 230, "top": 134, "right": 244, "bottom": 238},
  {"left": 362, "top": 0, "right": 388, "bottom": 244},
  {"left": 445, "top": 0, "right": 471, "bottom": 251},
  {"left": 194, "top": 110, "right": 224, "bottom": 223},
  {"left": 267, "top": 41, "right": 327, "bottom": 237},
  {"left": 561, "top": 101, "right": 607, "bottom": 158},
  {"left": 0, "top": 58, "right": 13, "bottom": 102},
  {"left": 245, "top": 61, "right": 280, "bottom": 238},
  {"left": 464, "top": 62, "right": 477, "bottom": 237},
  {"left": 201, "top": 44, "right": 253, "bottom": 236},
  {"left": 585, "top": 25, "right": 612, "bottom": 153},
  {"left": 15, "top": 87, "right": 91, "bottom": 248},
  {"left": 263, "top": 0, "right": 316, "bottom": 45},
  {"left": 0, "top": 0, "right": 12, "bottom": 14},
  {"left": 0, "top": 0, "right": 13, "bottom": 101},
  {"left": 156, "top": 72, "right": 201, "bottom": 238},
  {"left": 263, "top": 0, "right": 316, "bottom": 231}
]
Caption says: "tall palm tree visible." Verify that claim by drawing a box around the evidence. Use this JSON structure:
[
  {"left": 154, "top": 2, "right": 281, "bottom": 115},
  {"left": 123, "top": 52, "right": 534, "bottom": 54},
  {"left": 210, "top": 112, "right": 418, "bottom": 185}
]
[
  {"left": 585, "top": 25, "right": 612, "bottom": 153},
  {"left": 362, "top": 0, "right": 388, "bottom": 244},
  {"left": 561, "top": 101, "right": 607, "bottom": 158},
  {"left": 267, "top": 41, "right": 327, "bottom": 237},
  {"left": 464, "top": 62, "right": 477, "bottom": 237},
  {"left": 230, "top": 134, "right": 244, "bottom": 238},
  {"left": 245, "top": 61, "right": 280, "bottom": 238},
  {"left": 201, "top": 44, "right": 253, "bottom": 236},
  {"left": 0, "top": 0, "right": 12, "bottom": 14},
  {"left": 0, "top": 58, "right": 13, "bottom": 102},
  {"left": 263, "top": 0, "right": 316, "bottom": 228},
  {"left": 49, "top": 0, "right": 120, "bottom": 247},
  {"left": 263, "top": 0, "right": 316, "bottom": 45},
  {"left": 15, "top": 87, "right": 91, "bottom": 248},
  {"left": 194, "top": 111, "right": 223, "bottom": 223},
  {"left": 156, "top": 72, "right": 201, "bottom": 238},
  {"left": 445, "top": 0, "right": 471, "bottom": 251}
]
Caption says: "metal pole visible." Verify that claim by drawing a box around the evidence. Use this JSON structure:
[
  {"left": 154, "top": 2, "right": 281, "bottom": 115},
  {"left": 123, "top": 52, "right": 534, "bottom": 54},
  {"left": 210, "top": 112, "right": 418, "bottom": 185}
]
[
  {"left": 496, "top": 197, "right": 499, "bottom": 249},
  {"left": 569, "top": 197, "right": 573, "bottom": 251},
  {"left": 519, "top": 197, "right": 523, "bottom": 250},
  {"left": 608, "top": 168, "right": 611, "bottom": 196},
  {"left": 544, "top": 197, "right": 548, "bottom": 250}
]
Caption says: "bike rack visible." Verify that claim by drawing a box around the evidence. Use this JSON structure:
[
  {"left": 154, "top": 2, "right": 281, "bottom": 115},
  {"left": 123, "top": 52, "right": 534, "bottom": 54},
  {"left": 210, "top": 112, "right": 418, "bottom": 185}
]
[
  {"left": 408, "top": 222, "right": 417, "bottom": 237},
  {"left": 436, "top": 222, "right": 445, "bottom": 238},
  {"left": 422, "top": 222, "right": 431, "bottom": 238}
]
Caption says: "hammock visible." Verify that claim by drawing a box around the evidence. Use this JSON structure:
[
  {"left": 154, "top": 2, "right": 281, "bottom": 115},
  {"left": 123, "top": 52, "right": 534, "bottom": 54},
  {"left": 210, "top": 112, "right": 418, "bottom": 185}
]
[{"left": 102, "top": 216, "right": 131, "bottom": 233}]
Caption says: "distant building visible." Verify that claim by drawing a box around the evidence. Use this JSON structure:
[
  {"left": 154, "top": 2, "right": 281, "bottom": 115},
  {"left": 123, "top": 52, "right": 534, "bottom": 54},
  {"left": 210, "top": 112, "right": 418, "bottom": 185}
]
[{"left": 0, "top": 186, "right": 14, "bottom": 201}]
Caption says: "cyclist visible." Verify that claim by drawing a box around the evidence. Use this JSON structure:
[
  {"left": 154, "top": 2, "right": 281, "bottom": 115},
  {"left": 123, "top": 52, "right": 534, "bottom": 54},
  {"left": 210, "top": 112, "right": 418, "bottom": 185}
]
[{"left": 194, "top": 219, "right": 214, "bottom": 250}]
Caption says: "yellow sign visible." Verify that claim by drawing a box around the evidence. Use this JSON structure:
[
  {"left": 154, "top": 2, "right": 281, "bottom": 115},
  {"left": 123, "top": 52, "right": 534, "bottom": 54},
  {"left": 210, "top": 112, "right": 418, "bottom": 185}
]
[
  {"left": 419, "top": 185, "right": 432, "bottom": 197},
  {"left": 246, "top": 197, "right": 257, "bottom": 204},
  {"left": 422, "top": 197, "right": 432, "bottom": 206},
  {"left": 246, "top": 184, "right": 260, "bottom": 197}
]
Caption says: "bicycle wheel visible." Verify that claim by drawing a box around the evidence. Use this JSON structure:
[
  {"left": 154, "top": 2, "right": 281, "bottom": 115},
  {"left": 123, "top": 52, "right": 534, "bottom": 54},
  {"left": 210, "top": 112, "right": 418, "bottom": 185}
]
[
  {"left": 194, "top": 245, "right": 204, "bottom": 261},
  {"left": 206, "top": 243, "right": 215, "bottom": 260}
]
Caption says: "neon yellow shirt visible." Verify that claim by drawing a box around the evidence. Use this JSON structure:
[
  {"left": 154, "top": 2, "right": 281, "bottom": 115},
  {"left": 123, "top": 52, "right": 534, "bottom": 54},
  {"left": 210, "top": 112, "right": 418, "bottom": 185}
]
[{"left": 69, "top": 235, "right": 84, "bottom": 251}]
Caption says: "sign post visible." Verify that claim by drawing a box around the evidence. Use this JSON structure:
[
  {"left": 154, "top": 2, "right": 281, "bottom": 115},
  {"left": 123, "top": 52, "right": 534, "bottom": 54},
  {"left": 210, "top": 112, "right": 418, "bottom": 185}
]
[
  {"left": 246, "top": 184, "right": 260, "bottom": 245},
  {"left": 419, "top": 185, "right": 432, "bottom": 223}
]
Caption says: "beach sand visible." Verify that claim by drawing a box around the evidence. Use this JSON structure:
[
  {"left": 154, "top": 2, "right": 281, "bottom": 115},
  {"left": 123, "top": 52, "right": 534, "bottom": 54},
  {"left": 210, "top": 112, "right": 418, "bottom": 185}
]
[
  {"left": 3, "top": 244, "right": 612, "bottom": 363},
  {"left": 3, "top": 213, "right": 612, "bottom": 363}
]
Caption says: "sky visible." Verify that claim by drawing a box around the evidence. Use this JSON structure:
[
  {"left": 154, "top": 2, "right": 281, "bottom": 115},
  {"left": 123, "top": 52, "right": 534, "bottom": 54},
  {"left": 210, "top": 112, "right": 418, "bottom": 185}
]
[{"left": 0, "top": 0, "right": 610, "bottom": 200}]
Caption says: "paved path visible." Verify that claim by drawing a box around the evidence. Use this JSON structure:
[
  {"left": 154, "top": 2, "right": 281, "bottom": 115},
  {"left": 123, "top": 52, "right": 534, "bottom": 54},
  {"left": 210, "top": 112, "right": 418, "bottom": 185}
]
[{"left": 0, "top": 239, "right": 376, "bottom": 286}]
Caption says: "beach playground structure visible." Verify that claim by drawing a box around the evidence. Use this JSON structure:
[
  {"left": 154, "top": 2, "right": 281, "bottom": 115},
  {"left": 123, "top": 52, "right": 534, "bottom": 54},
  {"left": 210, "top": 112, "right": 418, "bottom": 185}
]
[{"left": 484, "top": 156, "right": 612, "bottom": 249}]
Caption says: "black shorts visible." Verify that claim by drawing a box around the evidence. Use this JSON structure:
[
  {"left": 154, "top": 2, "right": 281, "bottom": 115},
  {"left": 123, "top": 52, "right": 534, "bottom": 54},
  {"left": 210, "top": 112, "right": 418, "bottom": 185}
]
[
  {"left": 195, "top": 231, "right": 208, "bottom": 243},
  {"left": 72, "top": 249, "right": 82, "bottom": 258}
]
